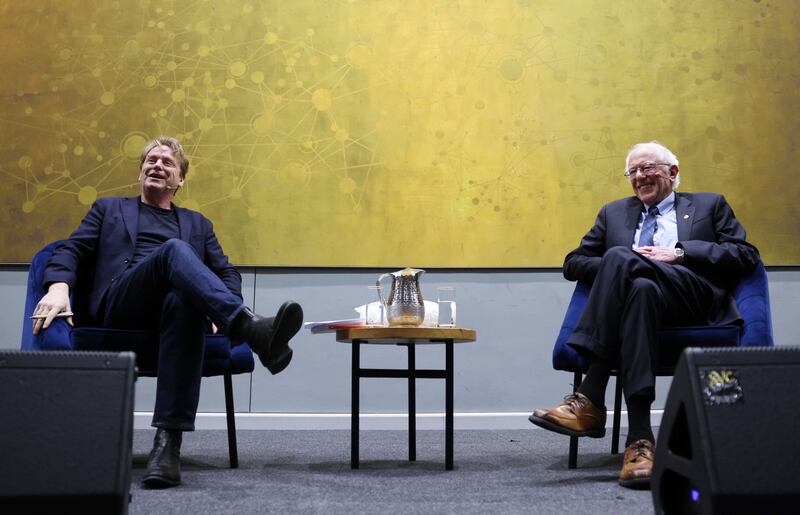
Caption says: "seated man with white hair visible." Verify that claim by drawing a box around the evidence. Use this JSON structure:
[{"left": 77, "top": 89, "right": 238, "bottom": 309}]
[{"left": 529, "top": 141, "right": 760, "bottom": 488}]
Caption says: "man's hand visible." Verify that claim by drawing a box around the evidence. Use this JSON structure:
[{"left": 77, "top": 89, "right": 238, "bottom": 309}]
[
  {"left": 634, "top": 246, "right": 680, "bottom": 264},
  {"left": 32, "top": 282, "right": 73, "bottom": 335}
]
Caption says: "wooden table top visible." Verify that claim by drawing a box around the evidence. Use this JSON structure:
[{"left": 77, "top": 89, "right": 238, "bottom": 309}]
[{"left": 336, "top": 326, "right": 476, "bottom": 345}]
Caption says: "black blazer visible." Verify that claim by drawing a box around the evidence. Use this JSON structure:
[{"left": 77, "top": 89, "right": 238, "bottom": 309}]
[
  {"left": 563, "top": 192, "right": 760, "bottom": 324},
  {"left": 43, "top": 196, "right": 242, "bottom": 322}
]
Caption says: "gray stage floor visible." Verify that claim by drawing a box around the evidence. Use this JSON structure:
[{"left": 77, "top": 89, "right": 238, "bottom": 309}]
[{"left": 129, "top": 428, "right": 654, "bottom": 514}]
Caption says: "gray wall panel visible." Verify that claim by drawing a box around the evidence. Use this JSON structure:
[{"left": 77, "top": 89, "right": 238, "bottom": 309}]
[
  {"left": 6, "top": 267, "right": 799, "bottom": 415},
  {"left": 1, "top": 270, "right": 27, "bottom": 351}
]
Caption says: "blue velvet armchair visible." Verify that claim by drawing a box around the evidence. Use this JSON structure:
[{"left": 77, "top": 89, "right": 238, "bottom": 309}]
[
  {"left": 552, "top": 261, "right": 773, "bottom": 468},
  {"left": 21, "top": 241, "right": 255, "bottom": 468}
]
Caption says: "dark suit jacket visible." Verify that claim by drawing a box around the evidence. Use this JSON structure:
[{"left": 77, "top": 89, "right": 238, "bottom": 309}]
[
  {"left": 563, "top": 192, "right": 760, "bottom": 325},
  {"left": 43, "top": 196, "right": 242, "bottom": 323}
]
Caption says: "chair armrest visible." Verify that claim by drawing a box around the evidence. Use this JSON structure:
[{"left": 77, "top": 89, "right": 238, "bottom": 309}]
[
  {"left": 552, "top": 282, "right": 591, "bottom": 371},
  {"left": 732, "top": 262, "right": 774, "bottom": 347},
  {"left": 21, "top": 240, "right": 74, "bottom": 351},
  {"left": 24, "top": 319, "right": 75, "bottom": 351}
]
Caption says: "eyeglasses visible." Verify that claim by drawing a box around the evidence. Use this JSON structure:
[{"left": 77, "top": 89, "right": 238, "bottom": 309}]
[{"left": 625, "top": 162, "right": 670, "bottom": 178}]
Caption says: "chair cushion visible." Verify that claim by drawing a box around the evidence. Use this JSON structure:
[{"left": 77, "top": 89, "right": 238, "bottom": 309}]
[
  {"left": 656, "top": 325, "right": 740, "bottom": 370},
  {"left": 553, "top": 323, "right": 741, "bottom": 373},
  {"left": 71, "top": 327, "right": 254, "bottom": 377},
  {"left": 204, "top": 334, "right": 255, "bottom": 376}
]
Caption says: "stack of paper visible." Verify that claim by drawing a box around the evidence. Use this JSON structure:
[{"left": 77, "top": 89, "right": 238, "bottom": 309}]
[{"left": 303, "top": 319, "right": 365, "bottom": 334}]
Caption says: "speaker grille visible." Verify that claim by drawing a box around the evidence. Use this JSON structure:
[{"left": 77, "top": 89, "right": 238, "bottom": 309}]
[{"left": 0, "top": 350, "right": 135, "bottom": 511}]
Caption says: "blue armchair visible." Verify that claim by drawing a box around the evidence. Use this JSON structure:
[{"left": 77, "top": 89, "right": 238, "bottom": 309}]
[
  {"left": 552, "top": 261, "right": 773, "bottom": 468},
  {"left": 21, "top": 241, "right": 255, "bottom": 468}
]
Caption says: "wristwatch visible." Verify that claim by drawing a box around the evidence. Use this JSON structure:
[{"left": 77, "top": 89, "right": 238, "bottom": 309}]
[{"left": 674, "top": 247, "right": 685, "bottom": 262}]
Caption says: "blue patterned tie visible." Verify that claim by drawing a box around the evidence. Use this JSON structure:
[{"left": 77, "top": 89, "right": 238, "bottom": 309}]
[{"left": 637, "top": 206, "right": 659, "bottom": 247}]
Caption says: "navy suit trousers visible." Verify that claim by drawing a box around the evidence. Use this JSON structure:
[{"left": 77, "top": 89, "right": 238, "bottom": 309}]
[
  {"left": 100, "top": 239, "right": 245, "bottom": 430},
  {"left": 567, "top": 247, "right": 722, "bottom": 400}
]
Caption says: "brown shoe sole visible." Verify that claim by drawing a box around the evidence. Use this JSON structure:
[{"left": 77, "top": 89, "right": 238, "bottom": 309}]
[
  {"left": 528, "top": 413, "right": 606, "bottom": 438},
  {"left": 619, "top": 475, "right": 651, "bottom": 490}
]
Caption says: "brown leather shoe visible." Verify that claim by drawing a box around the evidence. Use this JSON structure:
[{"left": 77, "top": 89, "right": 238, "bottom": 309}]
[
  {"left": 528, "top": 393, "right": 606, "bottom": 438},
  {"left": 619, "top": 439, "right": 655, "bottom": 489}
]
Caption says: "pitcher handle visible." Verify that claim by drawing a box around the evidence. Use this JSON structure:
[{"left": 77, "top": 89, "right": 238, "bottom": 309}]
[{"left": 376, "top": 273, "right": 391, "bottom": 307}]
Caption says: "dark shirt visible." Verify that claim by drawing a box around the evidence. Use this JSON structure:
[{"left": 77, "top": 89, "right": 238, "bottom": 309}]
[{"left": 132, "top": 201, "right": 180, "bottom": 264}]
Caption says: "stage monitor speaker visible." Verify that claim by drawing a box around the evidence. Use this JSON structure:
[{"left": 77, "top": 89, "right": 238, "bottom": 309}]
[
  {"left": 652, "top": 346, "right": 800, "bottom": 515},
  {"left": 0, "top": 350, "right": 136, "bottom": 514}
]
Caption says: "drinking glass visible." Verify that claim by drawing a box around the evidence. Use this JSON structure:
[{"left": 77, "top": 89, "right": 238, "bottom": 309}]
[
  {"left": 365, "top": 285, "right": 385, "bottom": 326},
  {"left": 437, "top": 286, "right": 457, "bottom": 327}
]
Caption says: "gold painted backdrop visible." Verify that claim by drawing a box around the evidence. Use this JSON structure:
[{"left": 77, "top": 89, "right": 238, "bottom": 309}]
[{"left": 1, "top": 0, "right": 798, "bottom": 266}]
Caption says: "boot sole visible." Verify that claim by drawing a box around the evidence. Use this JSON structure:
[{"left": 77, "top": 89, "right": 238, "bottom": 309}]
[
  {"left": 260, "top": 301, "right": 302, "bottom": 374},
  {"left": 266, "top": 347, "right": 293, "bottom": 375},
  {"left": 142, "top": 473, "right": 181, "bottom": 489},
  {"left": 528, "top": 414, "right": 606, "bottom": 438}
]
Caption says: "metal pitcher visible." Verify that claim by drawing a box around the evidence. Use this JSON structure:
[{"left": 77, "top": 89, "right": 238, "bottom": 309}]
[{"left": 377, "top": 267, "right": 425, "bottom": 327}]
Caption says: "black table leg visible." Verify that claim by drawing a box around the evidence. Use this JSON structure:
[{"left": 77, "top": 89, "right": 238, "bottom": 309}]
[
  {"left": 445, "top": 341, "right": 454, "bottom": 470},
  {"left": 611, "top": 377, "right": 623, "bottom": 455},
  {"left": 568, "top": 370, "right": 582, "bottom": 469},
  {"left": 351, "top": 340, "right": 360, "bottom": 469},
  {"left": 408, "top": 343, "right": 416, "bottom": 461}
]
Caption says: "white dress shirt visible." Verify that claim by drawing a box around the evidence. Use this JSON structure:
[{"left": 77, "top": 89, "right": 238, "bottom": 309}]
[{"left": 632, "top": 192, "right": 678, "bottom": 248}]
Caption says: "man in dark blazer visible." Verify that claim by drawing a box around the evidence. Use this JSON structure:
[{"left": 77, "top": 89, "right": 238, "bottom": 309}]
[
  {"left": 529, "top": 141, "right": 759, "bottom": 488},
  {"left": 32, "top": 136, "right": 304, "bottom": 489}
]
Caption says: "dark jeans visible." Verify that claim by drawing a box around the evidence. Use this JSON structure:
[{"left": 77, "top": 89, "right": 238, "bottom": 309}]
[
  {"left": 568, "top": 247, "right": 720, "bottom": 400},
  {"left": 101, "top": 239, "right": 245, "bottom": 430}
]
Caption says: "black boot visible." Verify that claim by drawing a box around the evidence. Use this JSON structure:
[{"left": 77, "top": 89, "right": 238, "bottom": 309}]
[
  {"left": 142, "top": 429, "right": 182, "bottom": 489},
  {"left": 229, "top": 301, "right": 303, "bottom": 375}
]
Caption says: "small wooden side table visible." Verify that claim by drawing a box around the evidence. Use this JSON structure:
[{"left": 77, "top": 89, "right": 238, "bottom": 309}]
[{"left": 336, "top": 327, "right": 477, "bottom": 470}]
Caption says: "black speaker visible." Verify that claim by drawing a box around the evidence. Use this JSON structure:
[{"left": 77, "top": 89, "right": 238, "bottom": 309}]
[
  {"left": 0, "top": 350, "right": 136, "bottom": 514},
  {"left": 652, "top": 346, "right": 800, "bottom": 515}
]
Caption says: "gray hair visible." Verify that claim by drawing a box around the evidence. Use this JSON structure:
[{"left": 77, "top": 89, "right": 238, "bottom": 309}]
[
  {"left": 140, "top": 136, "right": 190, "bottom": 178},
  {"left": 625, "top": 141, "right": 680, "bottom": 189}
]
